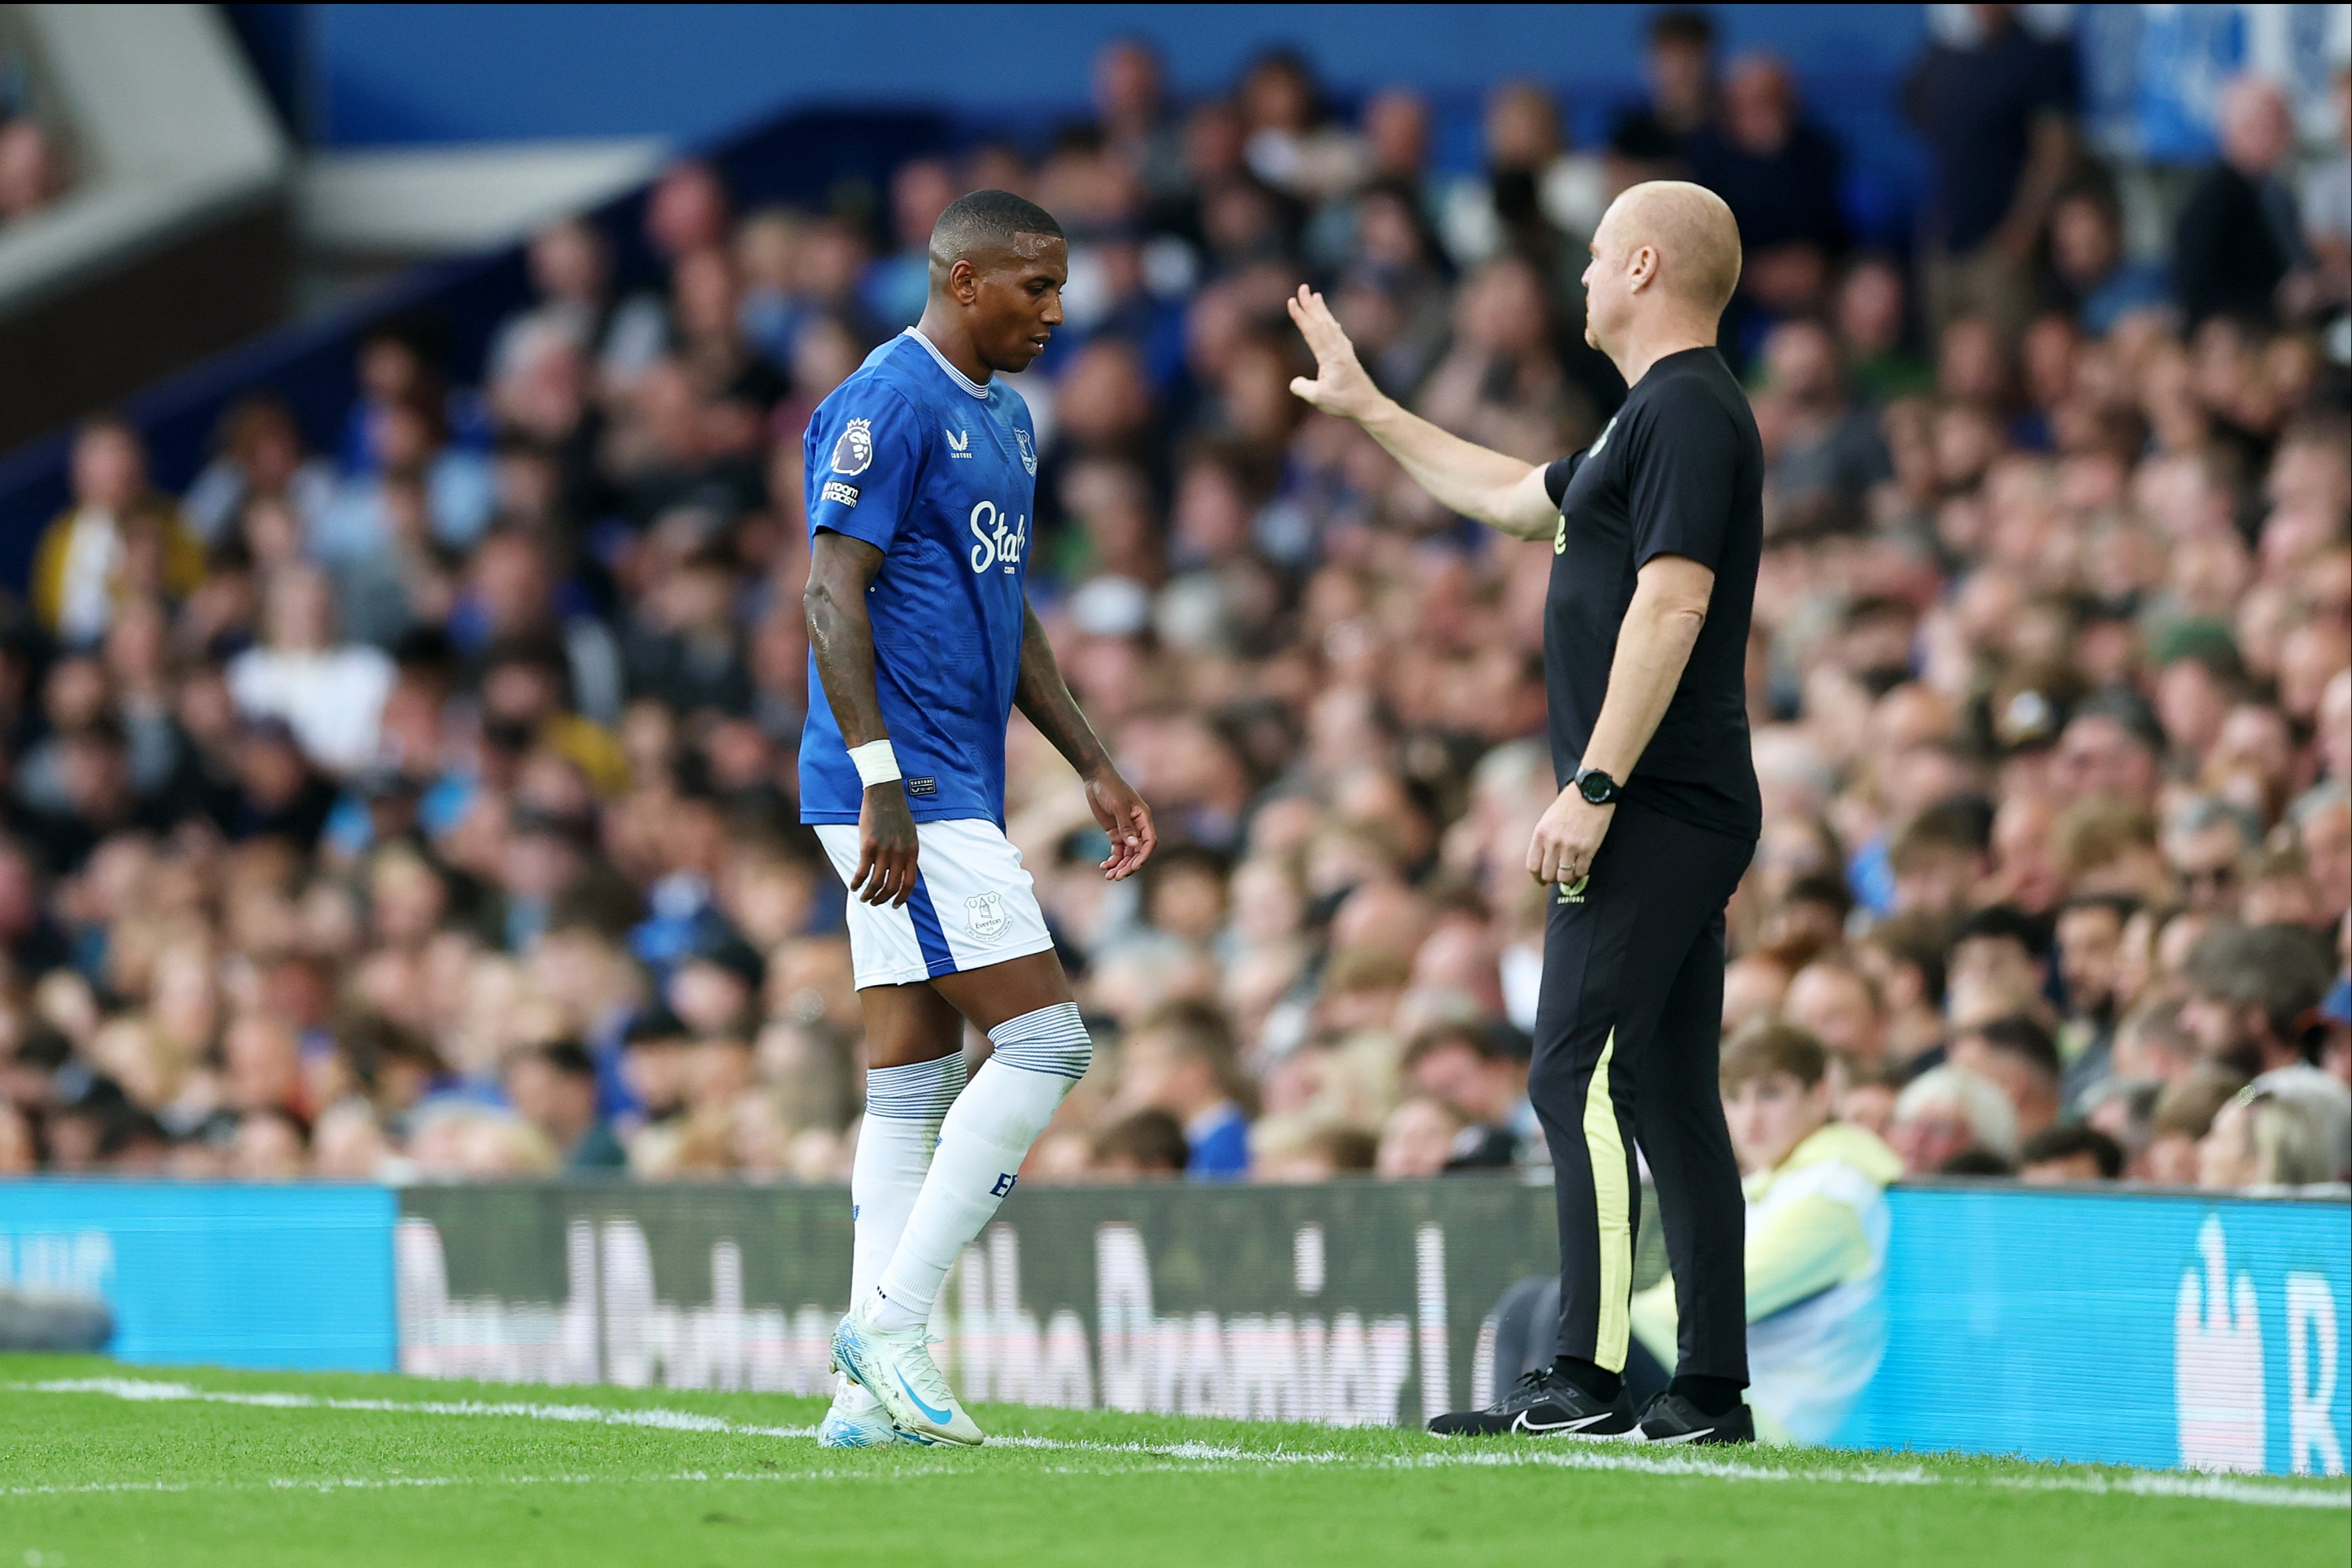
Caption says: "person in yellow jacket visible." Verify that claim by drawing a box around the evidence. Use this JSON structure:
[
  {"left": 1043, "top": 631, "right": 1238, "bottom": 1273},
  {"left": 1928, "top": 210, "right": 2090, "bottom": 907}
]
[
  {"left": 1631, "top": 1020, "right": 1903, "bottom": 1444},
  {"left": 31, "top": 419, "right": 204, "bottom": 646}
]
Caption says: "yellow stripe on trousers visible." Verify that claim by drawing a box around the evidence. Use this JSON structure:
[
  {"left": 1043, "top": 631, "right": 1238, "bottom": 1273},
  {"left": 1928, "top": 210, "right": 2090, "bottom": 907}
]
[{"left": 1582, "top": 1028, "right": 1631, "bottom": 1372}]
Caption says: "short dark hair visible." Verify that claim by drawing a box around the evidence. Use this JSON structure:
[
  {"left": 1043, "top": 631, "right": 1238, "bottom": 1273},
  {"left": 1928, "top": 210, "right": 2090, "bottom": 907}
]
[
  {"left": 2068, "top": 687, "right": 2165, "bottom": 756},
  {"left": 1784, "top": 872, "right": 1854, "bottom": 921},
  {"left": 1954, "top": 903, "right": 2045, "bottom": 956},
  {"left": 1938, "top": 1147, "right": 2017, "bottom": 1177},
  {"left": 1958, "top": 1014, "right": 2061, "bottom": 1084},
  {"left": 930, "top": 189, "right": 1063, "bottom": 273},
  {"left": 1864, "top": 910, "right": 1953, "bottom": 1005},
  {"left": 521, "top": 1038, "right": 598, "bottom": 1083},
  {"left": 1890, "top": 796, "right": 1994, "bottom": 867},
  {"left": 623, "top": 1007, "right": 692, "bottom": 1049},
  {"left": 1091, "top": 1109, "right": 1188, "bottom": 1173},
  {"left": 2020, "top": 1121, "right": 2124, "bottom": 1179},
  {"left": 2058, "top": 892, "right": 2138, "bottom": 927},
  {"left": 1649, "top": 8, "right": 1716, "bottom": 50}
]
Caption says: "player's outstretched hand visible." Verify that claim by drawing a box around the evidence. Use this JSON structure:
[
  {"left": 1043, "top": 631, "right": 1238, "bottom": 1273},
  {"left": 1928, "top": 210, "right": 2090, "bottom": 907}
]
[
  {"left": 854, "top": 787, "right": 920, "bottom": 908},
  {"left": 1285, "top": 286, "right": 1386, "bottom": 423},
  {"left": 1085, "top": 769, "right": 1157, "bottom": 882}
]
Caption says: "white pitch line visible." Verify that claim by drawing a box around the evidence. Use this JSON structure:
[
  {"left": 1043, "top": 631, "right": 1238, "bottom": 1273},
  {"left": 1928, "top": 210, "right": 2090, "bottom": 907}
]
[{"left": 11, "top": 1377, "right": 2347, "bottom": 1511}]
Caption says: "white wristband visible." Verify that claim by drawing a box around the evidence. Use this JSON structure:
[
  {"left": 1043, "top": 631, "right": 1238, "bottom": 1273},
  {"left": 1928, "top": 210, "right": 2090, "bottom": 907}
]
[{"left": 848, "top": 739, "right": 901, "bottom": 789}]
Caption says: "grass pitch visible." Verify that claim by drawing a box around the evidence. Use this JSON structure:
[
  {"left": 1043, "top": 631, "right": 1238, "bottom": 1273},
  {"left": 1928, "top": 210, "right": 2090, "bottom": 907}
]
[{"left": 0, "top": 1355, "right": 2342, "bottom": 1567}]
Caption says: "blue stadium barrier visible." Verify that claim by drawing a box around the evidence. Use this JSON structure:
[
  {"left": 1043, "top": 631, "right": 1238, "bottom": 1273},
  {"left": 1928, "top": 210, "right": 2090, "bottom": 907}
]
[
  {"left": 3, "top": 1175, "right": 2341, "bottom": 1478},
  {"left": 1849, "top": 1187, "right": 2351, "bottom": 1476},
  {"left": 0, "top": 1180, "right": 398, "bottom": 1370}
]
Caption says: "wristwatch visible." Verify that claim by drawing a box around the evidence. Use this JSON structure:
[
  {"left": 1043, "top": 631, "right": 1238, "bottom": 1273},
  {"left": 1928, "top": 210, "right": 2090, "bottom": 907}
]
[{"left": 1573, "top": 766, "right": 1621, "bottom": 806}]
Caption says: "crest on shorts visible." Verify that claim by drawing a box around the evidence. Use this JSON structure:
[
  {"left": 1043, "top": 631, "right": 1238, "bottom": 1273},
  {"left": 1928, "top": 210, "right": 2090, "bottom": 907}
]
[
  {"left": 1556, "top": 875, "right": 1589, "bottom": 904},
  {"left": 831, "top": 418, "right": 874, "bottom": 476},
  {"left": 965, "top": 891, "right": 1008, "bottom": 940},
  {"left": 1014, "top": 426, "right": 1037, "bottom": 476}
]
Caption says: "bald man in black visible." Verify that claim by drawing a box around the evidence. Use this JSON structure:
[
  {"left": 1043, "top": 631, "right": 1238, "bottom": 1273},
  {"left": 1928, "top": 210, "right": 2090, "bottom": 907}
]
[{"left": 1291, "top": 180, "right": 1762, "bottom": 1444}]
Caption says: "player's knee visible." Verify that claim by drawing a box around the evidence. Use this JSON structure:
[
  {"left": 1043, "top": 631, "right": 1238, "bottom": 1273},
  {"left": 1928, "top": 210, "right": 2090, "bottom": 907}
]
[{"left": 985, "top": 1000, "right": 1092, "bottom": 1085}]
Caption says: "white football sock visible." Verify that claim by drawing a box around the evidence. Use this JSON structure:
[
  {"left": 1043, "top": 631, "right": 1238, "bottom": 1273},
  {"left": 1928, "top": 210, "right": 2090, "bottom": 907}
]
[
  {"left": 869, "top": 1002, "right": 1091, "bottom": 1332},
  {"left": 851, "top": 1052, "right": 966, "bottom": 1332}
]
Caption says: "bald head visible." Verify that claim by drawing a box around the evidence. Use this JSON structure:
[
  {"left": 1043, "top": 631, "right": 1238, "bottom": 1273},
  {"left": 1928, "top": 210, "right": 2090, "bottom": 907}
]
[{"left": 1605, "top": 180, "right": 1742, "bottom": 316}]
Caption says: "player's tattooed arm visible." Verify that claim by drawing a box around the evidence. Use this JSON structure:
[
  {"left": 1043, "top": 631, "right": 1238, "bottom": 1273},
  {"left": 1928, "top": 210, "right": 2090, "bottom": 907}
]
[
  {"left": 805, "top": 530, "right": 918, "bottom": 907},
  {"left": 1014, "top": 603, "right": 1157, "bottom": 881}
]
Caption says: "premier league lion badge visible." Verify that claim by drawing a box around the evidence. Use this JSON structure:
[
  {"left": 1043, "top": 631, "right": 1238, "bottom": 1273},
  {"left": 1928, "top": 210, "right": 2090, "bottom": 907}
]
[
  {"left": 831, "top": 417, "right": 874, "bottom": 477},
  {"left": 964, "top": 892, "right": 1008, "bottom": 941},
  {"left": 1014, "top": 426, "right": 1037, "bottom": 476}
]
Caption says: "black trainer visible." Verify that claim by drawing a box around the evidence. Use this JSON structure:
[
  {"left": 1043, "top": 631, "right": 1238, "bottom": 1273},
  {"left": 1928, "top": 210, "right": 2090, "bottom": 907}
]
[
  {"left": 1427, "top": 1369, "right": 1639, "bottom": 1438},
  {"left": 1634, "top": 1390, "right": 1756, "bottom": 1445}
]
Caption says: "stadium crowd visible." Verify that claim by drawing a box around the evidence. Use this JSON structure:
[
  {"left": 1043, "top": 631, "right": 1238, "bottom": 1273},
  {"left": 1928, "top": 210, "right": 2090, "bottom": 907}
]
[{"left": 0, "top": 13, "right": 2346, "bottom": 1197}]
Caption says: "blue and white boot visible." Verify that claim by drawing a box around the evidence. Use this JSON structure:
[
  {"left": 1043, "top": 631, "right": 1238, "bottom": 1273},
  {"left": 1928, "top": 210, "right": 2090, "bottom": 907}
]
[
  {"left": 817, "top": 1374, "right": 920, "bottom": 1448},
  {"left": 832, "top": 1299, "right": 984, "bottom": 1446}
]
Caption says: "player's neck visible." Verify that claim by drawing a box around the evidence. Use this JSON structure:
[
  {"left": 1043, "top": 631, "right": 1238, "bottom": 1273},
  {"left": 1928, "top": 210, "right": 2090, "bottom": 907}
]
[
  {"left": 1607, "top": 316, "right": 1716, "bottom": 388},
  {"left": 913, "top": 307, "right": 994, "bottom": 388}
]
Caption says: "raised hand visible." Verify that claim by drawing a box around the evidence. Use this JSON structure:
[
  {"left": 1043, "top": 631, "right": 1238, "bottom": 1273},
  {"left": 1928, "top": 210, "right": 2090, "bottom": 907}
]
[{"left": 1286, "top": 286, "right": 1388, "bottom": 423}]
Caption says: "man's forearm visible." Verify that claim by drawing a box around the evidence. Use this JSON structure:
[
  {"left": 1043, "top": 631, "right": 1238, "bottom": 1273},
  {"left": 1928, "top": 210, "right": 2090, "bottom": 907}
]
[
  {"left": 1014, "top": 604, "right": 1115, "bottom": 778},
  {"left": 1356, "top": 399, "right": 1549, "bottom": 538},
  {"left": 805, "top": 574, "right": 890, "bottom": 749},
  {"left": 1579, "top": 594, "right": 1706, "bottom": 781}
]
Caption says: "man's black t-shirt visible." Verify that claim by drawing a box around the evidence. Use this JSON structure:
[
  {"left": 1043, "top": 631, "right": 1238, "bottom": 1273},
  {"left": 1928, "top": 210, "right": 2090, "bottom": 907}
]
[{"left": 1541, "top": 345, "right": 1762, "bottom": 841}]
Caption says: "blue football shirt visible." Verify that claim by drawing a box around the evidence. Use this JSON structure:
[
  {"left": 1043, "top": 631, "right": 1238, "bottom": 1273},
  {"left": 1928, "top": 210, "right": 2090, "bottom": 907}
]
[{"left": 799, "top": 329, "right": 1038, "bottom": 827}]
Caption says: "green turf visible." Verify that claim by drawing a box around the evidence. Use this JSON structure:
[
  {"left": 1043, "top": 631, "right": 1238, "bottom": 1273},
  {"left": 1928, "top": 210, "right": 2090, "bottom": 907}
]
[{"left": 0, "top": 1355, "right": 2341, "bottom": 1567}]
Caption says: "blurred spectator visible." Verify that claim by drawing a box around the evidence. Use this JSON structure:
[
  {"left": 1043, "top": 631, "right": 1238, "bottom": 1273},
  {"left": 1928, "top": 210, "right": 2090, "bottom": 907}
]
[
  {"left": 1752, "top": 319, "right": 1892, "bottom": 536},
  {"left": 2173, "top": 77, "right": 2302, "bottom": 331},
  {"left": 1442, "top": 79, "right": 1608, "bottom": 276},
  {"left": 183, "top": 396, "right": 336, "bottom": 550},
  {"left": 0, "top": 116, "right": 63, "bottom": 226},
  {"left": 1903, "top": 5, "right": 2078, "bottom": 342},
  {"left": 1608, "top": 9, "right": 1718, "bottom": 170},
  {"left": 1089, "top": 1107, "right": 1189, "bottom": 1179},
  {"left": 1687, "top": 54, "right": 1845, "bottom": 323},
  {"left": 2199, "top": 1081, "right": 2339, "bottom": 1190},
  {"left": 2147, "top": 1065, "right": 2250, "bottom": 1184},
  {"left": 226, "top": 566, "right": 395, "bottom": 777},
  {"left": 504, "top": 1038, "right": 626, "bottom": 1171},
  {"left": 1947, "top": 1014, "right": 2062, "bottom": 1140},
  {"left": 32, "top": 421, "right": 204, "bottom": 646},
  {"left": 2285, "top": 66, "right": 2352, "bottom": 330},
  {"left": 1398, "top": 1020, "right": 1530, "bottom": 1165},
  {"left": 1633, "top": 1020, "right": 1899, "bottom": 1445},
  {"left": 1888, "top": 1064, "right": 2019, "bottom": 1175},
  {"left": 2049, "top": 175, "right": 2170, "bottom": 339},
  {"left": 1111, "top": 1000, "right": 1253, "bottom": 1179},
  {"left": 1375, "top": 1095, "right": 1468, "bottom": 1178},
  {"left": 2017, "top": 1120, "right": 2122, "bottom": 1183}
]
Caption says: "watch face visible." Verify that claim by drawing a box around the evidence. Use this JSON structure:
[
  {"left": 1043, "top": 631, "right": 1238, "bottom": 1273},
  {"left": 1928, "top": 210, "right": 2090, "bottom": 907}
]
[{"left": 1579, "top": 771, "right": 1613, "bottom": 804}]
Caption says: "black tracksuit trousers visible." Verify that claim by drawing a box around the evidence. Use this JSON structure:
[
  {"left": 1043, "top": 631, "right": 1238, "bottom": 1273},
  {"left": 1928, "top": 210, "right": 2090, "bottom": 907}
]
[{"left": 1528, "top": 794, "right": 1754, "bottom": 1383}]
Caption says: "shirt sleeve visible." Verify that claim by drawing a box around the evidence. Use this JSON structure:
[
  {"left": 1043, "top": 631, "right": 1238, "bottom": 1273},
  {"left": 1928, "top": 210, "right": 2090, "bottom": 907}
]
[
  {"left": 806, "top": 387, "right": 922, "bottom": 554},
  {"left": 1625, "top": 386, "right": 1740, "bottom": 572},
  {"left": 1542, "top": 453, "right": 1583, "bottom": 508},
  {"left": 1745, "top": 1191, "right": 1874, "bottom": 1321}
]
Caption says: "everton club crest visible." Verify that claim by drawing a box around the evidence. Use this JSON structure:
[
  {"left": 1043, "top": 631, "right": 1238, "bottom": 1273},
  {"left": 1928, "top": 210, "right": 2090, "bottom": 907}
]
[{"left": 965, "top": 891, "right": 1008, "bottom": 941}]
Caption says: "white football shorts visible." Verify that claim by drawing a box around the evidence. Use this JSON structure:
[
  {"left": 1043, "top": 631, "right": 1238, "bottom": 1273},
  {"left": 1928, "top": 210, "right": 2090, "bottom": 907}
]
[{"left": 814, "top": 817, "right": 1056, "bottom": 990}]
